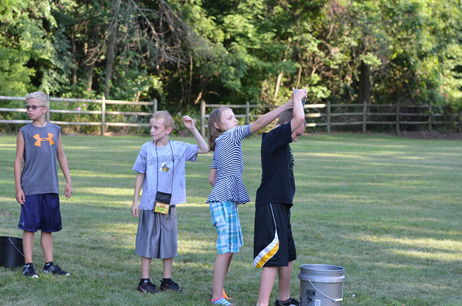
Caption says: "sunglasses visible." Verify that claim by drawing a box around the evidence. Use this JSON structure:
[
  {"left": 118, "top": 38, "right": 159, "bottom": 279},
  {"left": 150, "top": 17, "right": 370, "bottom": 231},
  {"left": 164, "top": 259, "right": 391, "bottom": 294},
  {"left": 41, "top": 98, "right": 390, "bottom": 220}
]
[{"left": 25, "top": 105, "right": 45, "bottom": 110}]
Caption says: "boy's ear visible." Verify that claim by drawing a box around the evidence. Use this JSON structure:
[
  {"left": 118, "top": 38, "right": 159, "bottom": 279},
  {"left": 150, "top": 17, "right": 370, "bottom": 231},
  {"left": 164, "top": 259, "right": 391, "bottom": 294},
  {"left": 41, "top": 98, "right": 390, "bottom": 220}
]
[{"left": 166, "top": 127, "right": 173, "bottom": 135}]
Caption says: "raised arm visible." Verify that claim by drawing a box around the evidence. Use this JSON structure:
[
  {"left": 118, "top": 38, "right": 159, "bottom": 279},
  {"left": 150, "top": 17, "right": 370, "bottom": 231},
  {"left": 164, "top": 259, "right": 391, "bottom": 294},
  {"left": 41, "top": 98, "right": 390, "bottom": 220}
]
[
  {"left": 291, "top": 89, "right": 307, "bottom": 132},
  {"left": 183, "top": 116, "right": 209, "bottom": 154},
  {"left": 250, "top": 100, "right": 294, "bottom": 134}
]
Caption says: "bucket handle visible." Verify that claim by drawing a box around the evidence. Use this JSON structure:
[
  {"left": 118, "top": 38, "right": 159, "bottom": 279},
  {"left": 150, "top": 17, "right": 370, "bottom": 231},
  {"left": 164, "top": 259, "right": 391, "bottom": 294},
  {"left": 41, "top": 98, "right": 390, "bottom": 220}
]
[
  {"left": 8, "top": 237, "right": 25, "bottom": 258},
  {"left": 308, "top": 279, "right": 343, "bottom": 303}
]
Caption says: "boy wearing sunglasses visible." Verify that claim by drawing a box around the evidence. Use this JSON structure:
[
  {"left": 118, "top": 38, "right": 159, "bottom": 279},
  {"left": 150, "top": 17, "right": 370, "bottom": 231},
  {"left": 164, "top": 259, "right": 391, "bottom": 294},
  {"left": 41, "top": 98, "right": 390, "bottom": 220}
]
[{"left": 14, "top": 91, "right": 72, "bottom": 278}]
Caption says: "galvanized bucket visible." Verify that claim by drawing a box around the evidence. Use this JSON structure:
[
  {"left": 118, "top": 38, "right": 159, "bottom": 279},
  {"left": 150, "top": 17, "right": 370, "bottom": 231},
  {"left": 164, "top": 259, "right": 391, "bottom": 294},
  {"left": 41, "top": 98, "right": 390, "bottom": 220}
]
[{"left": 299, "top": 264, "right": 345, "bottom": 306}]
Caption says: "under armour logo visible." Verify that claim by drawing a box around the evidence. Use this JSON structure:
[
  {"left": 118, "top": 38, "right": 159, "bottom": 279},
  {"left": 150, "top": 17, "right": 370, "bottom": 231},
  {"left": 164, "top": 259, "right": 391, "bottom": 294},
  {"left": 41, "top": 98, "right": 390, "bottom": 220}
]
[{"left": 33, "top": 133, "right": 54, "bottom": 147}]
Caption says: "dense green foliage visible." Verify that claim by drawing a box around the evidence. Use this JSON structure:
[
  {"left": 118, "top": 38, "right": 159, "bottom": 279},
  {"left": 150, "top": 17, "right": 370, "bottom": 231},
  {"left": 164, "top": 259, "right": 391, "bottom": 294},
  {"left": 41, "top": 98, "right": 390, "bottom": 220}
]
[{"left": 1, "top": 0, "right": 462, "bottom": 110}]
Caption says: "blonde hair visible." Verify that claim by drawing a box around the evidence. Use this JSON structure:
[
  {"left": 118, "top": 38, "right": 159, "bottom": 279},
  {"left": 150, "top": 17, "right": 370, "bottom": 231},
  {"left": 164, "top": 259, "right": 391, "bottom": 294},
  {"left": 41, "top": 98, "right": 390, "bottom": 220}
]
[
  {"left": 151, "top": 110, "right": 174, "bottom": 129},
  {"left": 26, "top": 91, "right": 49, "bottom": 108},
  {"left": 207, "top": 107, "right": 231, "bottom": 151}
]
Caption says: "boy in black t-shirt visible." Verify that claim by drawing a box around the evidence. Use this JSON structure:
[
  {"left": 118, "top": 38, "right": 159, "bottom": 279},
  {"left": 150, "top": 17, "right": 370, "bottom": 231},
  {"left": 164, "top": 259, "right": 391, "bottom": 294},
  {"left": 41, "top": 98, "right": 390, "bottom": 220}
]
[{"left": 253, "top": 90, "right": 306, "bottom": 306}]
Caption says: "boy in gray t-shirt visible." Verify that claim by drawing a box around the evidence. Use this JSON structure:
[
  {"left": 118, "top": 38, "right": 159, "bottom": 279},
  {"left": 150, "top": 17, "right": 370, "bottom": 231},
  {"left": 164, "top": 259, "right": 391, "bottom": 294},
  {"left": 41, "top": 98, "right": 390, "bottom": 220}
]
[
  {"left": 14, "top": 92, "right": 72, "bottom": 278},
  {"left": 131, "top": 111, "right": 208, "bottom": 294}
]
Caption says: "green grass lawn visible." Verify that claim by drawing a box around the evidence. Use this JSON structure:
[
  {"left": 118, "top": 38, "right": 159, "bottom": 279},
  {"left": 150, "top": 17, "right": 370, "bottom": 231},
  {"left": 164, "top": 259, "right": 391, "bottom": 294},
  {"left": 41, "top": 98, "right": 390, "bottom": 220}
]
[{"left": 0, "top": 133, "right": 461, "bottom": 306}]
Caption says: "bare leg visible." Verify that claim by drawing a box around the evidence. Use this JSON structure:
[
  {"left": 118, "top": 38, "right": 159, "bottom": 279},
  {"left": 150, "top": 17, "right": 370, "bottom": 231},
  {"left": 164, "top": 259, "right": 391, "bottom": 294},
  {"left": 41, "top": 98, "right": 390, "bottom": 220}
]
[
  {"left": 141, "top": 256, "right": 152, "bottom": 279},
  {"left": 162, "top": 258, "right": 173, "bottom": 278},
  {"left": 212, "top": 256, "right": 232, "bottom": 296},
  {"left": 41, "top": 231, "right": 53, "bottom": 263},
  {"left": 257, "top": 266, "right": 278, "bottom": 306},
  {"left": 23, "top": 231, "right": 35, "bottom": 264},
  {"left": 212, "top": 252, "right": 233, "bottom": 300},
  {"left": 277, "top": 261, "right": 293, "bottom": 302}
]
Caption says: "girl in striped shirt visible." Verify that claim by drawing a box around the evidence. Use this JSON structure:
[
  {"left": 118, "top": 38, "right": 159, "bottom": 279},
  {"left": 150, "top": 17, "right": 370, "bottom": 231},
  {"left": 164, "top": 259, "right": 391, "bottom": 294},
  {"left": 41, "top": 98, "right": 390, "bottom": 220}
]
[{"left": 207, "top": 101, "right": 294, "bottom": 306}]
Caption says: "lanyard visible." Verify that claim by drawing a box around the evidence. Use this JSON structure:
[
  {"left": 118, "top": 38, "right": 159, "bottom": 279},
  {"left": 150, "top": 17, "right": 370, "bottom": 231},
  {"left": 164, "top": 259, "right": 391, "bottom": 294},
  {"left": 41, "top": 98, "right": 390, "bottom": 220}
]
[{"left": 155, "top": 140, "right": 174, "bottom": 195}]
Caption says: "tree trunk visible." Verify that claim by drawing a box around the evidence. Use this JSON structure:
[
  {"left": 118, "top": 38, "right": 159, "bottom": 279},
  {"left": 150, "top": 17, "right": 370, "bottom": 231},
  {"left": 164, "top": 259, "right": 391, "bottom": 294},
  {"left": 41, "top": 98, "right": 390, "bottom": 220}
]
[
  {"left": 274, "top": 71, "right": 283, "bottom": 102},
  {"left": 104, "top": 0, "right": 121, "bottom": 98},
  {"left": 358, "top": 60, "right": 371, "bottom": 105},
  {"left": 84, "top": 62, "right": 95, "bottom": 92},
  {"left": 296, "top": 66, "right": 302, "bottom": 89},
  {"left": 274, "top": 40, "right": 291, "bottom": 102},
  {"left": 71, "top": 29, "right": 77, "bottom": 86}
]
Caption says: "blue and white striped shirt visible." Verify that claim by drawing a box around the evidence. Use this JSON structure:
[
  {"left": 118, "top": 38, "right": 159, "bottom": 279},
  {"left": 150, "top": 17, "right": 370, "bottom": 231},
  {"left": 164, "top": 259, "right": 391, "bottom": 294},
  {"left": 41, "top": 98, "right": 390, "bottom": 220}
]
[{"left": 206, "top": 125, "right": 252, "bottom": 204}]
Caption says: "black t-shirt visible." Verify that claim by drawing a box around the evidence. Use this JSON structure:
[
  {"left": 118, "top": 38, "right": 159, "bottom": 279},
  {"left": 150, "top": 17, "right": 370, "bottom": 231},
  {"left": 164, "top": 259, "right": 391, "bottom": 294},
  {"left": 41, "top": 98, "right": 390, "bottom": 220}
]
[{"left": 255, "top": 122, "right": 295, "bottom": 206}]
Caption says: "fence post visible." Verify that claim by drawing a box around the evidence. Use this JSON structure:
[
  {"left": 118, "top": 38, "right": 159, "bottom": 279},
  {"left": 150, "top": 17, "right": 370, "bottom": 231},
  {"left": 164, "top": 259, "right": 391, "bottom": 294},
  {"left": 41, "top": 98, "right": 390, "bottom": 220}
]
[
  {"left": 46, "top": 94, "right": 51, "bottom": 122},
  {"left": 362, "top": 101, "right": 367, "bottom": 133},
  {"left": 101, "top": 95, "right": 106, "bottom": 136},
  {"left": 245, "top": 101, "right": 250, "bottom": 125},
  {"left": 428, "top": 103, "right": 432, "bottom": 132},
  {"left": 396, "top": 101, "right": 400, "bottom": 135},
  {"left": 200, "top": 100, "right": 206, "bottom": 138},
  {"left": 458, "top": 108, "right": 461, "bottom": 134},
  {"left": 153, "top": 98, "right": 157, "bottom": 113},
  {"left": 327, "top": 101, "right": 331, "bottom": 129}
]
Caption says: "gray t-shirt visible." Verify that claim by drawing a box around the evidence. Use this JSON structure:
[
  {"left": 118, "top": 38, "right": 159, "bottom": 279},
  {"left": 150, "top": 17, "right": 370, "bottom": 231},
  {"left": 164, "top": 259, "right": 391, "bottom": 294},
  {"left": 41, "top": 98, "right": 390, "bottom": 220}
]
[
  {"left": 132, "top": 140, "right": 199, "bottom": 210},
  {"left": 20, "top": 123, "right": 61, "bottom": 195}
]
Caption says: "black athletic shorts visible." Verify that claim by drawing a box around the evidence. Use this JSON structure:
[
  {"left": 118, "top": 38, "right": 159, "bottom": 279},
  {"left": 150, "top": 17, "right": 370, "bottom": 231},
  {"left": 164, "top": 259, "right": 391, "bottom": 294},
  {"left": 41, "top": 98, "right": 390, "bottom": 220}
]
[{"left": 253, "top": 203, "right": 296, "bottom": 268}]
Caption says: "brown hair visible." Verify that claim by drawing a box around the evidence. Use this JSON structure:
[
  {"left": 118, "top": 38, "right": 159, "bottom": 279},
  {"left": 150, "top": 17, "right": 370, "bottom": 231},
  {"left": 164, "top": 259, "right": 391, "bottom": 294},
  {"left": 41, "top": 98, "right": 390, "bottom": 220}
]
[
  {"left": 277, "top": 109, "right": 293, "bottom": 125},
  {"left": 207, "top": 107, "right": 231, "bottom": 151},
  {"left": 277, "top": 109, "right": 307, "bottom": 127},
  {"left": 151, "top": 110, "right": 174, "bottom": 129}
]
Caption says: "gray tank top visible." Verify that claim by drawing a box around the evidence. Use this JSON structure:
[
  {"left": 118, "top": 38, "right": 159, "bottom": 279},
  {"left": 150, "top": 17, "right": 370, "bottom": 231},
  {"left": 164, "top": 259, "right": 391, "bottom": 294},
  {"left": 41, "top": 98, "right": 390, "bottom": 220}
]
[{"left": 19, "top": 123, "right": 61, "bottom": 195}]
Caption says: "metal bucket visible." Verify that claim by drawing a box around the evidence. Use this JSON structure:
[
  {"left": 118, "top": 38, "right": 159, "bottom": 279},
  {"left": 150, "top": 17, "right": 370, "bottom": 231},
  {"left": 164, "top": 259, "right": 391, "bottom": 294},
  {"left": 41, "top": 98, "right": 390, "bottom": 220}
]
[
  {"left": 299, "top": 264, "right": 345, "bottom": 306},
  {"left": 0, "top": 236, "right": 25, "bottom": 267}
]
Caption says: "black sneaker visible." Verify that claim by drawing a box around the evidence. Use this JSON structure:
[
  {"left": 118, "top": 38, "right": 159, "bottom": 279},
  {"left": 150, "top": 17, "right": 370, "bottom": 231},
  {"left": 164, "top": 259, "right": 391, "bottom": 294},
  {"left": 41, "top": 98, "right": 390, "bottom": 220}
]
[
  {"left": 43, "top": 264, "right": 70, "bottom": 276},
  {"left": 137, "top": 279, "right": 159, "bottom": 294},
  {"left": 23, "top": 263, "right": 39, "bottom": 278},
  {"left": 160, "top": 279, "right": 182, "bottom": 292},
  {"left": 275, "top": 297, "right": 299, "bottom": 306}
]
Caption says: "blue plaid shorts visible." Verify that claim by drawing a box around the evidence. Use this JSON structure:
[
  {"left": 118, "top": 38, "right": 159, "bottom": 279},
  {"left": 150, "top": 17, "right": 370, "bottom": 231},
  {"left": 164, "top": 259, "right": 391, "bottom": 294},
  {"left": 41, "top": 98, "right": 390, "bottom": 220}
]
[{"left": 209, "top": 201, "right": 243, "bottom": 254}]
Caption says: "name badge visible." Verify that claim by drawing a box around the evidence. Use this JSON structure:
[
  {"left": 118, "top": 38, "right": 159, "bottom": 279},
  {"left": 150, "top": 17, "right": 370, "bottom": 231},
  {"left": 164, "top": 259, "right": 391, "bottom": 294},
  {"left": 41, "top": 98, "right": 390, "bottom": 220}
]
[{"left": 154, "top": 202, "right": 170, "bottom": 214}]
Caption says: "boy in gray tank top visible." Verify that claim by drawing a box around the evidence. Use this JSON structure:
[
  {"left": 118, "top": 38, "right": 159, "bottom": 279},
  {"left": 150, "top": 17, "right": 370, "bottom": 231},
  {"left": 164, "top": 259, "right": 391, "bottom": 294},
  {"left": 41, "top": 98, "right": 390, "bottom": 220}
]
[{"left": 14, "top": 92, "right": 73, "bottom": 278}]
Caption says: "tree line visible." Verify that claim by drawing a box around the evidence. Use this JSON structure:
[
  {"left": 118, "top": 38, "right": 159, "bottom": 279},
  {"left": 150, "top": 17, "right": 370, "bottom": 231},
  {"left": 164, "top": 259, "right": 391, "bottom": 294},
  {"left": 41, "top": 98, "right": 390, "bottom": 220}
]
[{"left": 1, "top": 0, "right": 462, "bottom": 116}]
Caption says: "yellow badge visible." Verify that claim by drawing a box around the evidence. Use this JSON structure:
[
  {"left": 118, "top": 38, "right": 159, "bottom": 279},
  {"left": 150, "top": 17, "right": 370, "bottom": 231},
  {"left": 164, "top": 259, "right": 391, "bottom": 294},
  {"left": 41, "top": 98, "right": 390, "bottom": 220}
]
[{"left": 154, "top": 202, "right": 170, "bottom": 214}]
